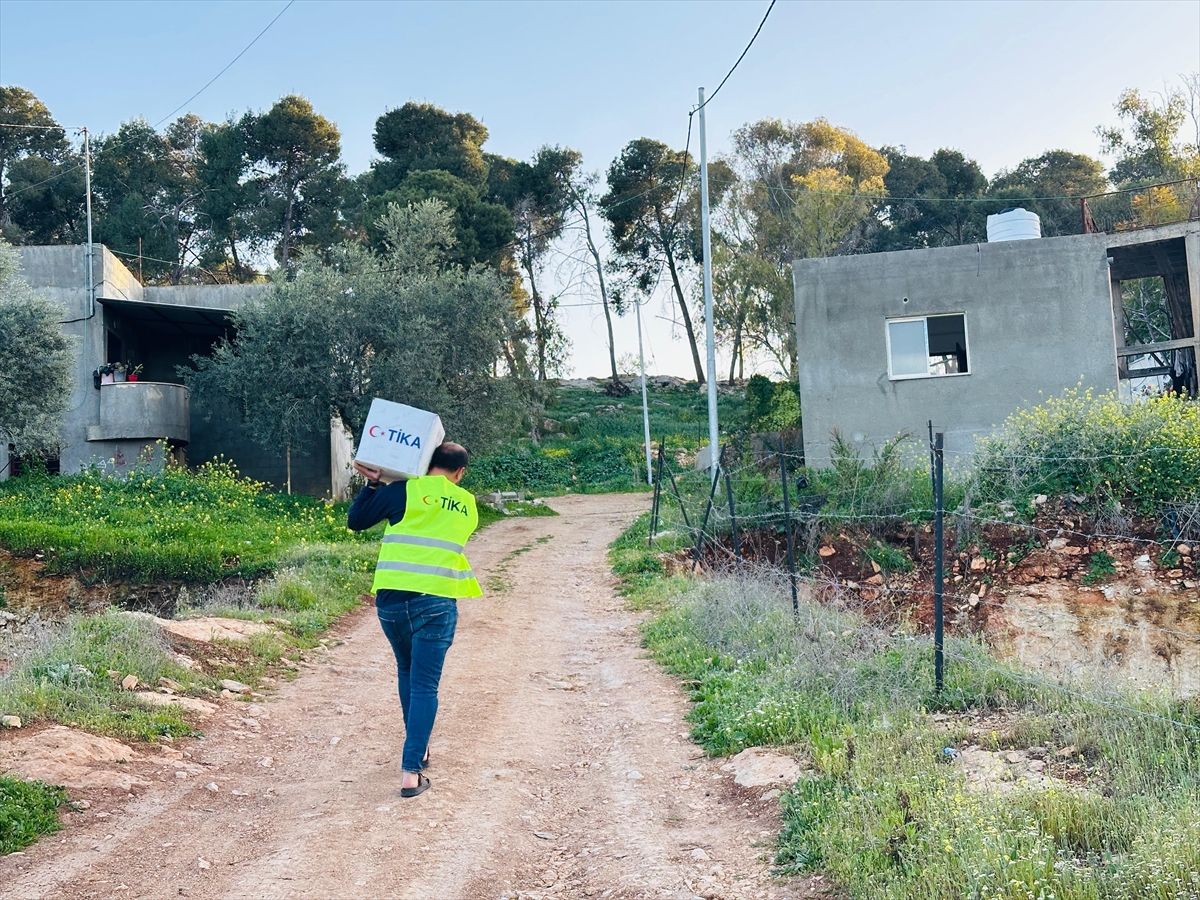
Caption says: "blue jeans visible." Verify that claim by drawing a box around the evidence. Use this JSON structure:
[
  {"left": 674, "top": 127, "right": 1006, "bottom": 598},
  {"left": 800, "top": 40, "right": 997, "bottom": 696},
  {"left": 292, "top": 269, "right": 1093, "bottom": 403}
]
[{"left": 376, "top": 593, "right": 458, "bottom": 773}]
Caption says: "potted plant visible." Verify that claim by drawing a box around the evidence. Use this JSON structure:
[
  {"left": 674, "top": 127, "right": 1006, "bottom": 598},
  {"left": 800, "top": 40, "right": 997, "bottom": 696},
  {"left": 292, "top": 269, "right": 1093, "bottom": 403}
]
[
  {"left": 127, "top": 364, "right": 144, "bottom": 383},
  {"left": 112, "top": 362, "right": 127, "bottom": 383}
]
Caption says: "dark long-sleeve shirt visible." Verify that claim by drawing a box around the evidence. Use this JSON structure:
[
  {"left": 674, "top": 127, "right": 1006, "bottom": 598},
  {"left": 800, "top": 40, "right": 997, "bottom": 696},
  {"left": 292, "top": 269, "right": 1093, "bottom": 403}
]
[
  {"left": 346, "top": 480, "right": 407, "bottom": 531},
  {"left": 346, "top": 481, "right": 418, "bottom": 607}
]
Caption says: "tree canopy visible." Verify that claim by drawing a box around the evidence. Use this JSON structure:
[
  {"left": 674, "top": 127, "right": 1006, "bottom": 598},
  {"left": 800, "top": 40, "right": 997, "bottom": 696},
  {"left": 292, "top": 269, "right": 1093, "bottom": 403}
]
[
  {"left": 184, "top": 200, "right": 521, "bottom": 456},
  {"left": 0, "top": 239, "right": 73, "bottom": 453},
  {"left": 4, "top": 75, "right": 1199, "bottom": 384}
]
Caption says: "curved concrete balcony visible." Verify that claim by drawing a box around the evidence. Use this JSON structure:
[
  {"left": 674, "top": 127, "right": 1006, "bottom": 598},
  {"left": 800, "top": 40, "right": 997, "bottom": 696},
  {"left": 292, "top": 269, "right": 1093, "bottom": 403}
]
[{"left": 86, "top": 382, "right": 190, "bottom": 444}]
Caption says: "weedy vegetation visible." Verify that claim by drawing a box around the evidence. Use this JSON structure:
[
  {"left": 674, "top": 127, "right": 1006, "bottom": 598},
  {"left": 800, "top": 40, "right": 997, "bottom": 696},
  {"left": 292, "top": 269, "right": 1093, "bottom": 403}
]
[
  {"left": 614, "top": 515, "right": 1200, "bottom": 899},
  {"left": 0, "top": 776, "right": 66, "bottom": 855},
  {"left": 0, "top": 460, "right": 372, "bottom": 582},
  {"left": 612, "top": 387, "right": 1200, "bottom": 899}
]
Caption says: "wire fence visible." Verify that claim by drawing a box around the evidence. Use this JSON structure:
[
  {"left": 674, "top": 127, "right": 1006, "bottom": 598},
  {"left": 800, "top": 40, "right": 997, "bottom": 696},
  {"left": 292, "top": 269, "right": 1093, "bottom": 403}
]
[{"left": 643, "top": 427, "right": 1200, "bottom": 732}]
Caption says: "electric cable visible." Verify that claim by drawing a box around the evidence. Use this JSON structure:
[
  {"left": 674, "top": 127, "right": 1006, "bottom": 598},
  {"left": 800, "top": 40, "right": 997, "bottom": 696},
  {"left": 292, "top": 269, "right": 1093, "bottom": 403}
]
[
  {"left": 692, "top": 0, "right": 777, "bottom": 114},
  {"left": 153, "top": 0, "right": 295, "bottom": 127}
]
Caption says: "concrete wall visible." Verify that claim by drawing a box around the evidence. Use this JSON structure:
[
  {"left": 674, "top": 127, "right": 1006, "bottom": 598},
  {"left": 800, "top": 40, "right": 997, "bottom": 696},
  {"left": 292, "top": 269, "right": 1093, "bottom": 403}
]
[
  {"left": 186, "top": 410, "right": 332, "bottom": 496},
  {"left": 17, "top": 245, "right": 110, "bottom": 474},
  {"left": 330, "top": 417, "right": 355, "bottom": 501},
  {"left": 792, "top": 233, "right": 1118, "bottom": 466},
  {"left": 87, "top": 382, "right": 190, "bottom": 443},
  {"left": 144, "top": 282, "right": 268, "bottom": 311}
]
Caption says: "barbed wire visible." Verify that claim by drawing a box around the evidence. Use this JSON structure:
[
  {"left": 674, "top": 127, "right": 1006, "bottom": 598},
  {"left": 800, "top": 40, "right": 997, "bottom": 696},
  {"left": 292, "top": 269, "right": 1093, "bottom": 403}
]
[
  {"left": 644, "top": 438, "right": 1200, "bottom": 700},
  {"left": 665, "top": 552, "right": 1200, "bottom": 734}
]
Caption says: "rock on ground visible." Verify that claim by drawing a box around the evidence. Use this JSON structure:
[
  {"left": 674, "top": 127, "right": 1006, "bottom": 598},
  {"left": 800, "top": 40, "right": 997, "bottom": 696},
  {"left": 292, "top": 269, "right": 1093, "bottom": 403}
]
[
  {"left": 0, "top": 725, "right": 146, "bottom": 791},
  {"left": 720, "top": 748, "right": 803, "bottom": 788}
]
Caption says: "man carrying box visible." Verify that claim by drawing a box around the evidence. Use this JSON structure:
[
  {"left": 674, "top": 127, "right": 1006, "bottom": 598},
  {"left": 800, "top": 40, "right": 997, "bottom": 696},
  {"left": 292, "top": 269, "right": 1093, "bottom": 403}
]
[{"left": 347, "top": 441, "right": 482, "bottom": 798}]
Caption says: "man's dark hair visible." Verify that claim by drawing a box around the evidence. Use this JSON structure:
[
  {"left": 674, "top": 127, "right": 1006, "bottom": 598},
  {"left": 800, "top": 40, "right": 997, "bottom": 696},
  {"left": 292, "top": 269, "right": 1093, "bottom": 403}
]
[{"left": 430, "top": 442, "right": 468, "bottom": 472}]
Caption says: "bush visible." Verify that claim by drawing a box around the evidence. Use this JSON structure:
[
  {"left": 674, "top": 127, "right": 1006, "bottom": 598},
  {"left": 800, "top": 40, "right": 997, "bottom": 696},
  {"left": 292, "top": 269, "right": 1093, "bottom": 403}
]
[
  {"left": 976, "top": 388, "right": 1200, "bottom": 509},
  {"left": 810, "top": 430, "right": 930, "bottom": 520},
  {"left": 0, "top": 610, "right": 196, "bottom": 741},
  {"left": 746, "top": 375, "right": 801, "bottom": 433},
  {"left": 463, "top": 437, "right": 648, "bottom": 495}
]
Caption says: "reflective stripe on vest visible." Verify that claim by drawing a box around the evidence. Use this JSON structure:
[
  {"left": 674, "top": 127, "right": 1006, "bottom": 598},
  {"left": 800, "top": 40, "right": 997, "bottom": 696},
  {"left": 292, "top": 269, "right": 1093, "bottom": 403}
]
[{"left": 371, "top": 475, "right": 482, "bottom": 599}]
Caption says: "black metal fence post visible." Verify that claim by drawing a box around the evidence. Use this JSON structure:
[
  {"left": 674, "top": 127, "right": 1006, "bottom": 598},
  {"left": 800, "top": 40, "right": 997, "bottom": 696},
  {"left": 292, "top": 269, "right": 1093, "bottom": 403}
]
[
  {"left": 648, "top": 441, "right": 665, "bottom": 546},
  {"left": 724, "top": 462, "right": 741, "bottom": 565},
  {"left": 665, "top": 458, "right": 692, "bottom": 533},
  {"left": 933, "top": 431, "right": 945, "bottom": 694},
  {"left": 692, "top": 445, "right": 724, "bottom": 571},
  {"left": 778, "top": 440, "right": 799, "bottom": 616}
]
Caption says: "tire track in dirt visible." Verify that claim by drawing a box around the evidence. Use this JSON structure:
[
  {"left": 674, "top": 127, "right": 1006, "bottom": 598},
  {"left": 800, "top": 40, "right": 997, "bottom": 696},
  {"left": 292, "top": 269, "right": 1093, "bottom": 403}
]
[{"left": 1, "top": 493, "right": 821, "bottom": 900}]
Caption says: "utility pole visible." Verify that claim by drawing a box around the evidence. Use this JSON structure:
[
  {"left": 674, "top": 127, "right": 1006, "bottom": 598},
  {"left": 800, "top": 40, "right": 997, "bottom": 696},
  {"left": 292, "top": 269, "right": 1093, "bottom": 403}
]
[
  {"left": 636, "top": 298, "right": 653, "bottom": 485},
  {"left": 698, "top": 87, "right": 719, "bottom": 481},
  {"left": 83, "top": 127, "right": 94, "bottom": 317}
]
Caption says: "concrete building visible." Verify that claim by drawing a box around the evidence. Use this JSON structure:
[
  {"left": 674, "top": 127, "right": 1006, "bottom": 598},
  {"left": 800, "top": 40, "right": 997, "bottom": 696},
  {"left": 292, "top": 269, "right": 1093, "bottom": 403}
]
[
  {"left": 792, "top": 219, "right": 1200, "bottom": 466},
  {"left": 4, "top": 245, "right": 353, "bottom": 497}
]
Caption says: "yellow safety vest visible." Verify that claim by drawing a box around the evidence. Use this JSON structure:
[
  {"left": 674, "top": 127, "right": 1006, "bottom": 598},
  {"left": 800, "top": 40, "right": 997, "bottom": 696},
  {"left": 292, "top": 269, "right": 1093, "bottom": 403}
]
[{"left": 371, "top": 475, "right": 482, "bottom": 599}]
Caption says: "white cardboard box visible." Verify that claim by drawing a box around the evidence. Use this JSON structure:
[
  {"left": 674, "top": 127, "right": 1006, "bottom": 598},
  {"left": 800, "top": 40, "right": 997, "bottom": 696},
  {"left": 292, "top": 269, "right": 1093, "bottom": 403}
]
[{"left": 355, "top": 398, "right": 444, "bottom": 482}]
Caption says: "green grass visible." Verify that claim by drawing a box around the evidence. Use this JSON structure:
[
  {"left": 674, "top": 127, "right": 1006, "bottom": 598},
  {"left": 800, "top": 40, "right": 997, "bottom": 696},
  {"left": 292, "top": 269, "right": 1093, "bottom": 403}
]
[
  {"left": 462, "top": 382, "right": 748, "bottom": 495},
  {"left": 0, "top": 610, "right": 198, "bottom": 741},
  {"left": 193, "top": 541, "right": 377, "bottom": 643},
  {"left": 0, "top": 776, "right": 66, "bottom": 854},
  {"left": 610, "top": 517, "right": 1200, "bottom": 900},
  {"left": 475, "top": 500, "right": 560, "bottom": 528},
  {"left": 0, "top": 460, "right": 373, "bottom": 582},
  {"left": 0, "top": 541, "right": 381, "bottom": 744}
]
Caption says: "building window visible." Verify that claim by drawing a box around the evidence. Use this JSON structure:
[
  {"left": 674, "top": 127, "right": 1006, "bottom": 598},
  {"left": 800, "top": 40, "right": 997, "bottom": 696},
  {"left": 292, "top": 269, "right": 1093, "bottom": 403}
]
[{"left": 886, "top": 314, "right": 969, "bottom": 379}]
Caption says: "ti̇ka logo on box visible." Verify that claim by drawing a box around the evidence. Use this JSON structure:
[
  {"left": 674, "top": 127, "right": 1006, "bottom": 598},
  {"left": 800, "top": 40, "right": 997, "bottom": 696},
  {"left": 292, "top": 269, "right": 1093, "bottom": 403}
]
[{"left": 368, "top": 425, "right": 423, "bottom": 448}]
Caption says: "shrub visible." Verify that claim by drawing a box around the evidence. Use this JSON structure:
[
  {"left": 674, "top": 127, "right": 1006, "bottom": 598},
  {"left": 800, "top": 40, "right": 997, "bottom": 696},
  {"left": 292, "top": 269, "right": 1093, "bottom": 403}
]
[
  {"left": 812, "top": 430, "right": 930, "bottom": 521},
  {"left": 0, "top": 610, "right": 196, "bottom": 741},
  {"left": 746, "top": 376, "right": 801, "bottom": 433},
  {"left": 975, "top": 388, "right": 1200, "bottom": 509}
]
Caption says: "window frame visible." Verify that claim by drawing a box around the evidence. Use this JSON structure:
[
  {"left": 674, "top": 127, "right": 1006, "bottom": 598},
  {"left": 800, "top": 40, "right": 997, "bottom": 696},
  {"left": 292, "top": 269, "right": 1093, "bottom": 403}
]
[{"left": 885, "top": 313, "right": 971, "bottom": 381}]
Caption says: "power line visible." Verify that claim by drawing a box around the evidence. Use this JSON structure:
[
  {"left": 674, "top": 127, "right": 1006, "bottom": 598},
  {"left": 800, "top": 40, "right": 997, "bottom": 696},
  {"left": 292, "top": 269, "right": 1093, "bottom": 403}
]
[
  {"left": 5, "top": 161, "right": 86, "bottom": 199},
  {"left": 153, "top": 0, "right": 295, "bottom": 127},
  {"left": 693, "top": 0, "right": 777, "bottom": 114}
]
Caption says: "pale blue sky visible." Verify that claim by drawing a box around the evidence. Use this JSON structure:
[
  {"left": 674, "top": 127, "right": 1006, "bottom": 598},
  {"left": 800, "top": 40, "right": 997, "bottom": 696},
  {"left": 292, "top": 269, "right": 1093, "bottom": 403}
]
[{"left": 2, "top": 0, "right": 1198, "bottom": 377}]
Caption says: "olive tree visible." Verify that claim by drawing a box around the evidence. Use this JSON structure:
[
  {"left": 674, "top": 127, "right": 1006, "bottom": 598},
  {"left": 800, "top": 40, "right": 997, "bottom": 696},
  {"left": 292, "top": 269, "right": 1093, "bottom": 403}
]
[
  {"left": 184, "top": 200, "right": 521, "bottom": 458},
  {"left": 0, "top": 240, "right": 74, "bottom": 453}
]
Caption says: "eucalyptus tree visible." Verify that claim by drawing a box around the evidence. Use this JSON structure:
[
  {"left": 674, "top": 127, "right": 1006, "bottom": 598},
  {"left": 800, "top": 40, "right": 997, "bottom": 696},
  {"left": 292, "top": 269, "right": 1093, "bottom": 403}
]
[
  {"left": 486, "top": 145, "right": 580, "bottom": 380},
  {"left": 724, "top": 118, "right": 889, "bottom": 376},
  {"left": 565, "top": 170, "right": 627, "bottom": 394},
  {"left": 1099, "top": 81, "right": 1200, "bottom": 186},
  {"left": 601, "top": 138, "right": 705, "bottom": 384}
]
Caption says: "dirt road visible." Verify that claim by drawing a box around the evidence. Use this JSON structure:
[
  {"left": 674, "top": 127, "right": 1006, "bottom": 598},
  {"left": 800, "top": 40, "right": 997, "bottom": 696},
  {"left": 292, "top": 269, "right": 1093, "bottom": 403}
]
[{"left": 2, "top": 494, "right": 814, "bottom": 900}]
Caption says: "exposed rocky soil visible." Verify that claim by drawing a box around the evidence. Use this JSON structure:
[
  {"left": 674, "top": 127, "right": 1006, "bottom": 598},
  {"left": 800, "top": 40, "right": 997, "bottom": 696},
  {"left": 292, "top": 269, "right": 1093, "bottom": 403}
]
[
  {"left": 1, "top": 494, "right": 823, "bottom": 900},
  {"left": 696, "top": 496, "right": 1200, "bottom": 698}
]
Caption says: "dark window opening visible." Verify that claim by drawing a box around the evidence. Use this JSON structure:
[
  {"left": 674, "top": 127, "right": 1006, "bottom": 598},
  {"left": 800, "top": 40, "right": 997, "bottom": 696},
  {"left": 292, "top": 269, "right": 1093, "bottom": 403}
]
[{"left": 887, "top": 313, "right": 969, "bottom": 379}]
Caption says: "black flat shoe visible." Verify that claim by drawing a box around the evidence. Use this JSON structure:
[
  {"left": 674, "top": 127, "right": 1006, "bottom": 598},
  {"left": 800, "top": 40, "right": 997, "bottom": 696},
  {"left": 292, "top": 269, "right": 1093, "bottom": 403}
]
[{"left": 400, "top": 773, "right": 430, "bottom": 798}]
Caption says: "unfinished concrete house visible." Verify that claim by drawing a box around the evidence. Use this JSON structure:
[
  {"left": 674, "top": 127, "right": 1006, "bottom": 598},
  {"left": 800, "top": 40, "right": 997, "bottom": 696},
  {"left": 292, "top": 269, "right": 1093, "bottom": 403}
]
[
  {"left": 792, "top": 181, "right": 1200, "bottom": 466},
  {"left": 3, "top": 245, "right": 352, "bottom": 497}
]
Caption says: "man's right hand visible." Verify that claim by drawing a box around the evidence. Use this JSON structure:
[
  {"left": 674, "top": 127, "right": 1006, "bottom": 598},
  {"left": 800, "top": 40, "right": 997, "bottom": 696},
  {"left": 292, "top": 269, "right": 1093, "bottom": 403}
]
[{"left": 353, "top": 461, "right": 383, "bottom": 483}]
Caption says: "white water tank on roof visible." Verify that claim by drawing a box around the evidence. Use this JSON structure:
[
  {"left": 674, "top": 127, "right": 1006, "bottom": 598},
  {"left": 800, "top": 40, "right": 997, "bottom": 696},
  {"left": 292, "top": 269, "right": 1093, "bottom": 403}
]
[{"left": 986, "top": 207, "right": 1041, "bottom": 242}]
